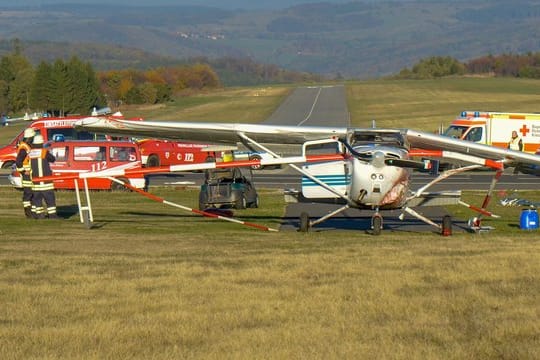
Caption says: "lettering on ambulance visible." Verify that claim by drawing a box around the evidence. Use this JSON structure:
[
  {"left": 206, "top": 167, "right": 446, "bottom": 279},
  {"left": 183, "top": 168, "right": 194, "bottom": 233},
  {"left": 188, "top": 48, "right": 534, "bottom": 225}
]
[{"left": 531, "top": 124, "right": 540, "bottom": 137}]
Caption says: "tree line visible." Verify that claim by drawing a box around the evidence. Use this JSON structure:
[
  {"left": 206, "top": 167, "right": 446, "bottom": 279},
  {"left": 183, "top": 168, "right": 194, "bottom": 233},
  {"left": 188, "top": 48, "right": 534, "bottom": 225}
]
[
  {"left": 0, "top": 46, "right": 221, "bottom": 117},
  {"left": 2, "top": 42, "right": 539, "bottom": 117},
  {"left": 396, "top": 53, "right": 540, "bottom": 79}
]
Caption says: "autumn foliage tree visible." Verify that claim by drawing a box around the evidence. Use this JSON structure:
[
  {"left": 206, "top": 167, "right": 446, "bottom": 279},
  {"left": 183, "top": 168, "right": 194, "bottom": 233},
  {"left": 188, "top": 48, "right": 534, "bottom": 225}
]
[{"left": 98, "top": 63, "right": 221, "bottom": 105}]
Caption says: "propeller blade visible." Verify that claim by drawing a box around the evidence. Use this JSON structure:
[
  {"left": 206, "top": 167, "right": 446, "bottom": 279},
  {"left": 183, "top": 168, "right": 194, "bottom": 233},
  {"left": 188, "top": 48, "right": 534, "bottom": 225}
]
[{"left": 385, "top": 158, "right": 432, "bottom": 170}]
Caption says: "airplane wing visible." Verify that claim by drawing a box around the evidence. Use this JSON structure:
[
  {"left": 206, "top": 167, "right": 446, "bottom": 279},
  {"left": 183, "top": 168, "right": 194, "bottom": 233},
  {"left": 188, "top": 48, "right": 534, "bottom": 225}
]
[
  {"left": 75, "top": 117, "right": 540, "bottom": 167},
  {"left": 405, "top": 129, "right": 540, "bottom": 166},
  {"left": 75, "top": 117, "right": 347, "bottom": 145}
]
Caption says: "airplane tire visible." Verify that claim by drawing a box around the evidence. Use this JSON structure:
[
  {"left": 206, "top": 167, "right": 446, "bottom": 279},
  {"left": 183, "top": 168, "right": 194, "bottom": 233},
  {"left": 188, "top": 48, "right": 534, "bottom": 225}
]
[
  {"left": 299, "top": 212, "right": 310, "bottom": 232},
  {"left": 441, "top": 215, "right": 452, "bottom": 236},
  {"left": 372, "top": 214, "right": 383, "bottom": 235}
]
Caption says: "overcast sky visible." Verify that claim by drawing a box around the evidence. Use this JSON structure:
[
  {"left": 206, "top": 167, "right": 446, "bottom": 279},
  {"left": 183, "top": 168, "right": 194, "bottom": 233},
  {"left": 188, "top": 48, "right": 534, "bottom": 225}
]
[{"left": 6, "top": 0, "right": 355, "bottom": 10}]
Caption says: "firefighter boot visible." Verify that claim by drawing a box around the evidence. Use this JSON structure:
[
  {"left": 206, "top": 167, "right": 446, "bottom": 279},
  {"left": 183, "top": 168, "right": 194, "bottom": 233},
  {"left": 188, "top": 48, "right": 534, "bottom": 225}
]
[{"left": 24, "top": 207, "right": 33, "bottom": 219}]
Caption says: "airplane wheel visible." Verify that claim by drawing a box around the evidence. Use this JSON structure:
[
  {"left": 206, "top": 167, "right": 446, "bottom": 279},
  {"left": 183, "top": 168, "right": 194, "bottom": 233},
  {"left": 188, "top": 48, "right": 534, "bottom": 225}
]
[
  {"left": 441, "top": 215, "right": 452, "bottom": 236},
  {"left": 372, "top": 214, "right": 383, "bottom": 235},
  {"left": 299, "top": 212, "right": 310, "bottom": 232}
]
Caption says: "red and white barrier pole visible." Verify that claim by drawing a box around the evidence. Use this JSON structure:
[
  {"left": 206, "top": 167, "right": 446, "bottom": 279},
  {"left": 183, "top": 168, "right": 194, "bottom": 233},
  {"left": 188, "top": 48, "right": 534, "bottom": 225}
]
[{"left": 108, "top": 177, "right": 279, "bottom": 232}]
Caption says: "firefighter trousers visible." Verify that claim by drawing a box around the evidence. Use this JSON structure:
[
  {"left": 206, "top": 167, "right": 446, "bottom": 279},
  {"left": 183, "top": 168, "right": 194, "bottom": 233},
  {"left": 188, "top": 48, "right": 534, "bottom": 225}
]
[{"left": 31, "top": 190, "right": 57, "bottom": 219}]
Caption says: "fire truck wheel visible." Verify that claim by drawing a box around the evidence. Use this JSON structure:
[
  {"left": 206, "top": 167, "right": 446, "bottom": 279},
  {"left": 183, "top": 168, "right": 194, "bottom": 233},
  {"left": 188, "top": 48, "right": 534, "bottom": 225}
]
[
  {"left": 249, "top": 155, "right": 263, "bottom": 170},
  {"left": 147, "top": 155, "right": 160, "bottom": 167}
]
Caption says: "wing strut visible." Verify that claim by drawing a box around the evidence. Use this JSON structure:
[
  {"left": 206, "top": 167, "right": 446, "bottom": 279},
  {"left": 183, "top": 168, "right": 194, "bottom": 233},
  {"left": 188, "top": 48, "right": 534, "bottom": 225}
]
[{"left": 237, "top": 132, "right": 351, "bottom": 203}]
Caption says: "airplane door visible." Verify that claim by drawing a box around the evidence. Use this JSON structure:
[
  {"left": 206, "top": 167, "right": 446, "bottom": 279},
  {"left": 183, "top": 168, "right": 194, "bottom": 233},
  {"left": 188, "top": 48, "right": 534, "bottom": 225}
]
[{"left": 301, "top": 160, "right": 348, "bottom": 199}]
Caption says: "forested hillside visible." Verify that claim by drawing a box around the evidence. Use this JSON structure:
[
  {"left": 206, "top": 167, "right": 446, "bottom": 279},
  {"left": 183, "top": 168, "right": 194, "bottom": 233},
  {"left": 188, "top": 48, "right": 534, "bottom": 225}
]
[{"left": 1, "top": 1, "right": 539, "bottom": 78}]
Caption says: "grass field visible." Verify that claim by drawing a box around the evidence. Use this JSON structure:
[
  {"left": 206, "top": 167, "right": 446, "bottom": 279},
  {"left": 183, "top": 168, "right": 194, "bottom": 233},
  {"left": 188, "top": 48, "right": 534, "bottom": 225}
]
[
  {"left": 1, "top": 187, "right": 539, "bottom": 359},
  {"left": 1, "top": 77, "right": 540, "bottom": 358}
]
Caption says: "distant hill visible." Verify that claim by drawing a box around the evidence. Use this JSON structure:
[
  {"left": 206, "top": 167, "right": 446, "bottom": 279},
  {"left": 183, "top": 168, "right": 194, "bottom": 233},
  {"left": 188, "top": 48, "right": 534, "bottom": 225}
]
[
  {"left": 1, "top": 0, "right": 540, "bottom": 78},
  {"left": 8, "top": 0, "right": 353, "bottom": 10}
]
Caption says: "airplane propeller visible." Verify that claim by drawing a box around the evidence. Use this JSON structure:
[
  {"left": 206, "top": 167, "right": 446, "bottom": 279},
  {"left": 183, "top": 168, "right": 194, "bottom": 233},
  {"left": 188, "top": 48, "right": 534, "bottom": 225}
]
[{"left": 340, "top": 140, "right": 431, "bottom": 170}]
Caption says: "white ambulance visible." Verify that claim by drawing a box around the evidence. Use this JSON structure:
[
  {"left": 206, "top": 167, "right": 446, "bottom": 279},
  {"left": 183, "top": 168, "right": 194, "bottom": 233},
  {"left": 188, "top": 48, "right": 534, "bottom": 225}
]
[{"left": 443, "top": 111, "right": 540, "bottom": 153}]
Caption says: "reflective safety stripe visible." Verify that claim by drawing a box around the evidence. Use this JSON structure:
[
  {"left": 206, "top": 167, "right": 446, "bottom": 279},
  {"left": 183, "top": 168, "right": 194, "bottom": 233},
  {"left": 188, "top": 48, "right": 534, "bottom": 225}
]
[
  {"left": 33, "top": 183, "right": 54, "bottom": 191},
  {"left": 509, "top": 137, "right": 521, "bottom": 150}
]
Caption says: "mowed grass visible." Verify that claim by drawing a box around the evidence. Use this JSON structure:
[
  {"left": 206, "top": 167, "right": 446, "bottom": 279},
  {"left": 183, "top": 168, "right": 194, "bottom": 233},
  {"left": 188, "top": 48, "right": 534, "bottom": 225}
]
[
  {"left": 0, "top": 187, "right": 540, "bottom": 358},
  {"left": 346, "top": 77, "right": 540, "bottom": 130},
  {"left": 1, "top": 77, "right": 540, "bottom": 358},
  {"left": 121, "top": 86, "right": 292, "bottom": 123}
]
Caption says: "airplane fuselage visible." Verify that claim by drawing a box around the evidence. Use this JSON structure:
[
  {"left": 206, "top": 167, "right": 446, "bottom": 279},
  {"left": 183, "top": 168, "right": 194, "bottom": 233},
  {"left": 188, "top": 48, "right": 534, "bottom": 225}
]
[
  {"left": 301, "top": 143, "right": 411, "bottom": 209},
  {"left": 347, "top": 146, "right": 410, "bottom": 209}
]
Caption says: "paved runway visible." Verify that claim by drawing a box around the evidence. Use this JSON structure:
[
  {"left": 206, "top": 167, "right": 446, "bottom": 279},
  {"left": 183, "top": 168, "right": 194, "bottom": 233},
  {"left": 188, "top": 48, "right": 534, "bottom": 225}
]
[{"left": 264, "top": 85, "right": 350, "bottom": 127}]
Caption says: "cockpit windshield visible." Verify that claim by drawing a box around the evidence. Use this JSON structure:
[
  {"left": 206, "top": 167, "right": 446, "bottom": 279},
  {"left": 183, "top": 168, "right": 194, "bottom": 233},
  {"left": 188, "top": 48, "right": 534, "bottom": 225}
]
[{"left": 348, "top": 130, "right": 406, "bottom": 148}]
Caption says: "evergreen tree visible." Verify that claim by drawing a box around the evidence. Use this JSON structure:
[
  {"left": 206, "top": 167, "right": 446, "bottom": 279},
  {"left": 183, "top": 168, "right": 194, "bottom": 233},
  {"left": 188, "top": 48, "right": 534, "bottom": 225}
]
[
  {"left": 0, "top": 52, "right": 34, "bottom": 114},
  {"left": 49, "top": 59, "right": 70, "bottom": 116},
  {"left": 30, "top": 61, "right": 53, "bottom": 113}
]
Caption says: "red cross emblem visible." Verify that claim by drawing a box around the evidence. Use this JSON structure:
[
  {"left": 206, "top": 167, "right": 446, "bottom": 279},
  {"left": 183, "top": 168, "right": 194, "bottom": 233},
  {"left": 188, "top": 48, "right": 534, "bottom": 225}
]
[{"left": 519, "top": 124, "right": 530, "bottom": 137}]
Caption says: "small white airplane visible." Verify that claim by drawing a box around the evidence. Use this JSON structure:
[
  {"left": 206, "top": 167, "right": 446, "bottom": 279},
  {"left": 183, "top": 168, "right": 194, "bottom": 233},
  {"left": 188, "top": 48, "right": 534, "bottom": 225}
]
[{"left": 66, "top": 116, "right": 540, "bottom": 235}]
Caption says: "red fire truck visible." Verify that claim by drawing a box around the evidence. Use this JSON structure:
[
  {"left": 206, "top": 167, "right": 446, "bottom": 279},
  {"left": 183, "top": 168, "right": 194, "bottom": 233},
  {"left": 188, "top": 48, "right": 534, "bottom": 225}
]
[
  {"left": 0, "top": 115, "right": 210, "bottom": 169},
  {"left": 136, "top": 139, "right": 211, "bottom": 167},
  {"left": 9, "top": 140, "right": 146, "bottom": 190}
]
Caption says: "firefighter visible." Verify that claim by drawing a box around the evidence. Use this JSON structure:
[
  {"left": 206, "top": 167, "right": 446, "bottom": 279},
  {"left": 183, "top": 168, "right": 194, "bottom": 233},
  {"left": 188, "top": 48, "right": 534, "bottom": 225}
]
[
  {"left": 29, "top": 134, "right": 58, "bottom": 219},
  {"left": 15, "top": 128, "right": 36, "bottom": 218}
]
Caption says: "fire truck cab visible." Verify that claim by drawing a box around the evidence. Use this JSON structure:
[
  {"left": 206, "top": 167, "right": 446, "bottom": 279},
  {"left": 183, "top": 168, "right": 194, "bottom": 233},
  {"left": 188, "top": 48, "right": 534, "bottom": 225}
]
[
  {"left": 0, "top": 116, "right": 112, "bottom": 169},
  {"left": 9, "top": 139, "right": 146, "bottom": 190}
]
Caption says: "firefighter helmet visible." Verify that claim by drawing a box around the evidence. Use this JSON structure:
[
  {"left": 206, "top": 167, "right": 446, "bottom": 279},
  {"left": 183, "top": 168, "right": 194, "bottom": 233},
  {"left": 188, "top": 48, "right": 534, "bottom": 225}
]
[
  {"left": 33, "top": 134, "right": 44, "bottom": 145},
  {"left": 24, "top": 128, "right": 36, "bottom": 138}
]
